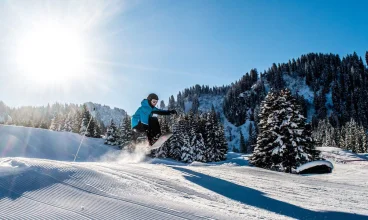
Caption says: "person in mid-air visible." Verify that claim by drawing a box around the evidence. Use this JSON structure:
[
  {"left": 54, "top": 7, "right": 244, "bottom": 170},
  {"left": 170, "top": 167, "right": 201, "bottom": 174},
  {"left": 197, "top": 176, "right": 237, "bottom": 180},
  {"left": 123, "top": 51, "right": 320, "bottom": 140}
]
[{"left": 131, "top": 93, "right": 177, "bottom": 146}]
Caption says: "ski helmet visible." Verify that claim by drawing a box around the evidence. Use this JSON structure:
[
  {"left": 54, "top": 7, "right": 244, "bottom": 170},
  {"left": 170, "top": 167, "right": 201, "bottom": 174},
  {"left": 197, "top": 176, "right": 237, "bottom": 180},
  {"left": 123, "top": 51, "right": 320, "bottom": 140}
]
[{"left": 147, "top": 93, "right": 159, "bottom": 101}]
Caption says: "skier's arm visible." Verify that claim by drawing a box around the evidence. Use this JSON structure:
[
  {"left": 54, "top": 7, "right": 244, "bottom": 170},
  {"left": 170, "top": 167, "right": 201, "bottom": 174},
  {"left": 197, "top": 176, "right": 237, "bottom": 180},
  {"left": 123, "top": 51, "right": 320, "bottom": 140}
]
[{"left": 152, "top": 107, "right": 176, "bottom": 115}]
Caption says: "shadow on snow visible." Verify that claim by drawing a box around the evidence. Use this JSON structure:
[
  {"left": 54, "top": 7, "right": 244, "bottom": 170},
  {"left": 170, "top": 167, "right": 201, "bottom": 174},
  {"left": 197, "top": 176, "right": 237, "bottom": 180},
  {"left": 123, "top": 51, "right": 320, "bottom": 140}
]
[{"left": 171, "top": 166, "right": 367, "bottom": 220}]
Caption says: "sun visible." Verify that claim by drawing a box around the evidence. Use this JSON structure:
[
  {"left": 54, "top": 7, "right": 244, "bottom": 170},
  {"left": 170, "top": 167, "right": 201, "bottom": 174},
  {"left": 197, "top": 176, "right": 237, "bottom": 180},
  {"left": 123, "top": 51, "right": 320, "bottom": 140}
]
[{"left": 15, "top": 23, "right": 88, "bottom": 85}]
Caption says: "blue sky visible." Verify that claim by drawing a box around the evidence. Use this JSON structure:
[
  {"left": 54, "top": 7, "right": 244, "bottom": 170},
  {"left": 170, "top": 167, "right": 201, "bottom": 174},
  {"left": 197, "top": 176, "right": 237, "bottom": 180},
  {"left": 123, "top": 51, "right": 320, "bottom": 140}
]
[{"left": 0, "top": 0, "right": 367, "bottom": 114}]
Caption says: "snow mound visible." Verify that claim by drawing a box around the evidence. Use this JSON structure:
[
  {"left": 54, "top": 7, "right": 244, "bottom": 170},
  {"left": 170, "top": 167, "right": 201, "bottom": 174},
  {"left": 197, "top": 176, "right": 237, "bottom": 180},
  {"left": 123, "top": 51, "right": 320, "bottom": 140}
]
[
  {"left": 0, "top": 124, "right": 115, "bottom": 162},
  {"left": 296, "top": 160, "right": 333, "bottom": 174},
  {"left": 318, "top": 147, "right": 368, "bottom": 164},
  {"left": 0, "top": 158, "right": 30, "bottom": 178}
]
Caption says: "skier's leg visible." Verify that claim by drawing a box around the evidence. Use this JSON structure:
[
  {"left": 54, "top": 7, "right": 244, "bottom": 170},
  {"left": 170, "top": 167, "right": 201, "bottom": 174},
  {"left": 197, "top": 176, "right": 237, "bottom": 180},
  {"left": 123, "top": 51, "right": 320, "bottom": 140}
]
[
  {"left": 132, "top": 122, "right": 149, "bottom": 144},
  {"left": 147, "top": 116, "right": 161, "bottom": 146}
]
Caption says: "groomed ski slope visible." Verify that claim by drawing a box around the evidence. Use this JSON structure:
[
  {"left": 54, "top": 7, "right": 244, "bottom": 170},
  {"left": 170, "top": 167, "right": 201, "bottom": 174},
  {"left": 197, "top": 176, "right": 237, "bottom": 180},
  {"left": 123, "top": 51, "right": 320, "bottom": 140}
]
[{"left": 1, "top": 125, "right": 368, "bottom": 219}]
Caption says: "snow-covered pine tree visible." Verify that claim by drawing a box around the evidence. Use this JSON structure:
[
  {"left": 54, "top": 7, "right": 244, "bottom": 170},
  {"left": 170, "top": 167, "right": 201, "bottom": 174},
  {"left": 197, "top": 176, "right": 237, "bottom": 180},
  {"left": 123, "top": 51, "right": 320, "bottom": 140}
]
[
  {"left": 313, "top": 119, "right": 340, "bottom": 147},
  {"left": 39, "top": 119, "right": 49, "bottom": 129},
  {"left": 168, "top": 120, "right": 183, "bottom": 160},
  {"left": 344, "top": 119, "right": 356, "bottom": 152},
  {"left": 72, "top": 108, "right": 83, "bottom": 133},
  {"left": 180, "top": 115, "right": 195, "bottom": 163},
  {"left": 340, "top": 118, "right": 367, "bottom": 153},
  {"left": 62, "top": 111, "right": 74, "bottom": 132},
  {"left": 354, "top": 122, "right": 368, "bottom": 153},
  {"left": 215, "top": 122, "right": 228, "bottom": 161},
  {"left": 118, "top": 116, "right": 133, "bottom": 149},
  {"left": 360, "top": 126, "right": 368, "bottom": 153},
  {"left": 160, "top": 100, "right": 166, "bottom": 109},
  {"left": 57, "top": 114, "right": 66, "bottom": 131},
  {"left": 239, "top": 130, "right": 247, "bottom": 153},
  {"left": 159, "top": 116, "right": 171, "bottom": 134},
  {"left": 86, "top": 116, "right": 97, "bottom": 138},
  {"left": 104, "top": 119, "right": 119, "bottom": 145},
  {"left": 203, "top": 108, "right": 216, "bottom": 161},
  {"left": 49, "top": 114, "right": 59, "bottom": 131},
  {"left": 50, "top": 114, "right": 63, "bottom": 131},
  {"left": 191, "top": 95, "right": 200, "bottom": 114},
  {"left": 80, "top": 105, "right": 94, "bottom": 137},
  {"left": 190, "top": 114, "right": 206, "bottom": 162},
  {"left": 93, "top": 120, "right": 102, "bottom": 138},
  {"left": 325, "top": 123, "right": 339, "bottom": 147},
  {"left": 250, "top": 89, "right": 320, "bottom": 173},
  {"left": 168, "top": 95, "right": 176, "bottom": 110}
]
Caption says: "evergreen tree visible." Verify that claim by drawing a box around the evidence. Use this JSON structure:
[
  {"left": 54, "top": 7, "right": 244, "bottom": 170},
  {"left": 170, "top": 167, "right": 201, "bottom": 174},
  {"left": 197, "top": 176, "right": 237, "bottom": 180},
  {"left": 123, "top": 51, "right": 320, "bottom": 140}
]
[
  {"left": 159, "top": 116, "right": 171, "bottom": 134},
  {"left": 209, "top": 106, "right": 228, "bottom": 161},
  {"left": 160, "top": 100, "right": 166, "bottom": 109},
  {"left": 191, "top": 95, "right": 200, "bottom": 113},
  {"left": 62, "top": 112, "right": 74, "bottom": 132},
  {"left": 190, "top": 114, "right": 206, "bottom": 162},
  {"left": 250, "top": 89, "right": 320, "bottom": 173},
  {"left": 80, "top": 105, "right": 93, "bottom": 137},
  {"left": 204, "top": 108, "right": 217, "bottom": 161},
  {"left": 168, "top": 121, "right": 183, "bottom": 160},
  {"left": 87, "top": 115, "right": 96, "bottom": 138},
  {"left": 104, "top": 119, "right": 119, "bottom": 146},
  {"left": 118, "top": 116, "right": 133, "bottom": 149},
  {"left": 168, "top": 95, "right": 176, "bottom": 110},
  {"left": 339, "top": 119, "right": 367, "bottom": 153},
  {"left": 365, "top": 51, "right": 368, "bottom": 66},
  {"left": 93, "top": 120, "right": 102, "bottom": 138},
  {"left": 50, "top": 114, "right": 62, "bottom": 131},
  {"left": 180, "top": 117, "right": 195, "bottom": 163},
  {"left": 72, "top": 109, "right": 83, "bottom": 133}
]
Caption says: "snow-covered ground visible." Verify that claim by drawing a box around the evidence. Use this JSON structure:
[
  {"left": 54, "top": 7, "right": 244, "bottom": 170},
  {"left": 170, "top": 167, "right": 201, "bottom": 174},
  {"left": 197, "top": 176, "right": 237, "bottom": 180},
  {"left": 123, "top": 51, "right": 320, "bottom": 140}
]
[{"left": 1, "top": 125, "right": 368, "bottom": 219}]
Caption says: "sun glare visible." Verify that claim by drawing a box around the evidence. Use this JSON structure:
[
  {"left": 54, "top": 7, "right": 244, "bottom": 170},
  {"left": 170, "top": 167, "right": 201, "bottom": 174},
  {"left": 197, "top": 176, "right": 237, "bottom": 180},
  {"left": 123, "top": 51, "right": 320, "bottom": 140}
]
[{"left": 15, "top": 23, "right": 88, "bottom": 84}]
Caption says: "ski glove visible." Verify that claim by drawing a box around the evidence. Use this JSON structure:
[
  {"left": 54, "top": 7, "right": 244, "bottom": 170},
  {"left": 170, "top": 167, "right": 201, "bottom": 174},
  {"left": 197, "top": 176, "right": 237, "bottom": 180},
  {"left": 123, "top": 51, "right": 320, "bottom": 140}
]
[{"left": 169, "top": 110, "right": 177, "bottom": 115}]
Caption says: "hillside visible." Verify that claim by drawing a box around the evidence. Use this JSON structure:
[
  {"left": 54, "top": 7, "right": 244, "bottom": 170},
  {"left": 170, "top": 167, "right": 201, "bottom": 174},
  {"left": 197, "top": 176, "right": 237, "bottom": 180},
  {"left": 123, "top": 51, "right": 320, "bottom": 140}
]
[{"left": 176, "top": 52, "right": 368, "bottom": 151}]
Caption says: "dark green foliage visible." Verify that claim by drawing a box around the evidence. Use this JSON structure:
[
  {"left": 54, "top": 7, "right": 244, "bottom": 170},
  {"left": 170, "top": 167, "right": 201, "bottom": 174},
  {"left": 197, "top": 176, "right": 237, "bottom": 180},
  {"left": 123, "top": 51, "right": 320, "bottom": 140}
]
[{"left": 223, "top": 69, "right": 265, "bottom": 126}]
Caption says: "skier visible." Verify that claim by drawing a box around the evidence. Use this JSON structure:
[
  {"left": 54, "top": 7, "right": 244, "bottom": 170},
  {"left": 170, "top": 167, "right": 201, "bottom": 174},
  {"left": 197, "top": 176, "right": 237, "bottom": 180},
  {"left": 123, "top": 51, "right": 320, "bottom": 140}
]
[{"left": 131, "top": 93, "right": 177, "bottom": 146}]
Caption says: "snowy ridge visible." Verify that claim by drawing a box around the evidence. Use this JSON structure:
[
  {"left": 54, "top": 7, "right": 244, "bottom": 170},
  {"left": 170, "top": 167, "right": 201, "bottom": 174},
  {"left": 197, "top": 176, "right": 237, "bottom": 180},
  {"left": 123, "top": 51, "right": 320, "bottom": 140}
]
[{"left": 85, "top": 102, "right": 127, "bottom": 127}]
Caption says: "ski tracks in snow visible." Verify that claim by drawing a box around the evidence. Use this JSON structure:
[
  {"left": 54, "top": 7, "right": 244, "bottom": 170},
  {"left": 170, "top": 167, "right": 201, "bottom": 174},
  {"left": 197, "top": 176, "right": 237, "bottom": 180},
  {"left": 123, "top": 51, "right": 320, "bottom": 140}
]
[
  {"left": 1, "top": 157, "right": 368, "bottom": 219},
  {"left": 0, "top": 158, "right": 215, "bottom": 220}
]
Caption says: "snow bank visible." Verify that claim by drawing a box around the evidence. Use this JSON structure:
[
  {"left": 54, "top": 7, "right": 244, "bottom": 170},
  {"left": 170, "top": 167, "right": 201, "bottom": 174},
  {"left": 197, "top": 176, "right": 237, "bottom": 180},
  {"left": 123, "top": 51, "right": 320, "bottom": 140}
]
[
  {"left": 0, "top": 124, "right": 114, "bottom": 161},
  {"left": 296, "top": 160, "right": 334, "bottom": 174},
  {"left": 0, "top": 158, "right": 30, "bottom": 177}
]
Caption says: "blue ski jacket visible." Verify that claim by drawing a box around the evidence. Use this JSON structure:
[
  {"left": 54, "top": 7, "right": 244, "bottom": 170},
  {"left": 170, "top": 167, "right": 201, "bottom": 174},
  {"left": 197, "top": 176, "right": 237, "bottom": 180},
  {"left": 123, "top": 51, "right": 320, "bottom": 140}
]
[{"left": 131, "top": 99, "right": 170, "bottom": 129}]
